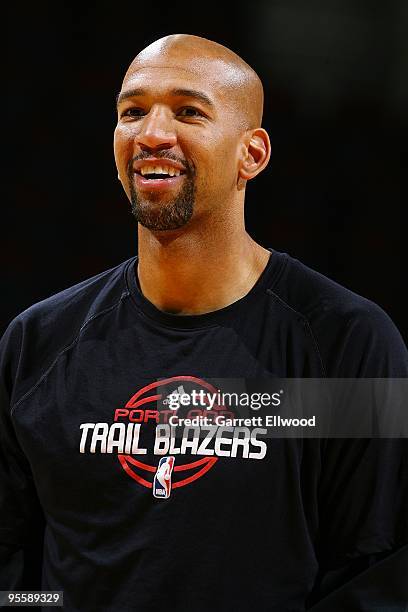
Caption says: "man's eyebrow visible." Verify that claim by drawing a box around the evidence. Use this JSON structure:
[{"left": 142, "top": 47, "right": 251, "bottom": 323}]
[
  {"left": 115, "top": 87, "right": 215, "bottom": 109},
  {"left": 171, "top": 88, "right": 214, "bottom": 108}
]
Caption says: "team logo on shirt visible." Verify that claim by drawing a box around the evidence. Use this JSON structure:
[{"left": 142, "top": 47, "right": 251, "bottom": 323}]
[{"left": 79, "top": 375, "right": 268, "bottom": 498}]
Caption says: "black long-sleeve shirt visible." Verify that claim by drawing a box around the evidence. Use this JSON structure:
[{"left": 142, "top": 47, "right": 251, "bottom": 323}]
[{"left": 1, "top": 249, "right": 407, "bottom": 611}]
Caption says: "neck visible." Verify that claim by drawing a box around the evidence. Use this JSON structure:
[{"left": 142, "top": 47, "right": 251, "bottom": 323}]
[{"left": 136, "top": 214, "right": 270, "bottom": 315}]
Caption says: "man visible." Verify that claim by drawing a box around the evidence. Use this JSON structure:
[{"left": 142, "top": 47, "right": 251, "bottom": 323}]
[{"left": 1, "top": 34, "right": 407, "bottom": 611}]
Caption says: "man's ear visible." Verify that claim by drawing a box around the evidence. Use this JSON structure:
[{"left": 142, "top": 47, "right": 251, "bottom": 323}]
[{"left": 239, "top": 128, "right": 271, "bottom": 181}]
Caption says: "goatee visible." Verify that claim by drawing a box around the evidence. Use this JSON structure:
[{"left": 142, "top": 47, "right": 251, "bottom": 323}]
[{"left": 127, "top": 158, "right": 196, "bottom": 231}]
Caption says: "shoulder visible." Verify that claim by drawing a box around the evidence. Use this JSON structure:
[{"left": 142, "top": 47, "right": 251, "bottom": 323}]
[
  {"left": 4, "top": 256, "right": 133, "bottom": 336},
  {"left": 0, "top": 257, "right": 135, "bottom": 406},
  {"left": 270, "top": 252, "right": 408, "bottom": 376}
]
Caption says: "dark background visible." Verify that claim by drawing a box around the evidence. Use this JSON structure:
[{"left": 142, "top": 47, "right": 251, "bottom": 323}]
[{"left": 5, "top": 0, "right": 407, "bottom": 341}]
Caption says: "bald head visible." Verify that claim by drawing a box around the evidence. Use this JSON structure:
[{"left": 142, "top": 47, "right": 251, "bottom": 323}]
[{"left": 124, "top": 34, "right": 264, "bottom": 129}]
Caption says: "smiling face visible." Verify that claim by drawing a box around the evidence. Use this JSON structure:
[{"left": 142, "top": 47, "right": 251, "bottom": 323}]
[{"left": 114, "top": 35, "right": 268, "bottom": 232}]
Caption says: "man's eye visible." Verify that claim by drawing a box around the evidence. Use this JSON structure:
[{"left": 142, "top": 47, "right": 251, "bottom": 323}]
[
  {"left": 120, "top": 107, "right": 204, "bottom": 119},
  {"left": 122, "top": 108, "right": 145, "bottom": 118},
  {"left": 178, "top": 107, "right": 203, "bottom": 118}
]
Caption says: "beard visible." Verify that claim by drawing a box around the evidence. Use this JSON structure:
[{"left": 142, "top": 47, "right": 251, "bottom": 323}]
[{"left": 127, "top": 157, "right": 196, "bottom": 231}]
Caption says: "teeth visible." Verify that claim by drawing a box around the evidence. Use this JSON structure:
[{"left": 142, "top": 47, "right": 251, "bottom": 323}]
[{"left": 140, "top": 164, "right": 181, "bottom": 177}]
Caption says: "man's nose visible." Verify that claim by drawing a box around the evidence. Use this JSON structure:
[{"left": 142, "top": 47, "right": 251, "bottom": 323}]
[{"left": 136, "top": 107, "right": 177, "bottom": 151}]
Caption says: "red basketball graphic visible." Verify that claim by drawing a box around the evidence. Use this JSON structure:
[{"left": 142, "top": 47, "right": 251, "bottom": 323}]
[{"left": 118, "top": 376, "right": 221, "bottom": 489}]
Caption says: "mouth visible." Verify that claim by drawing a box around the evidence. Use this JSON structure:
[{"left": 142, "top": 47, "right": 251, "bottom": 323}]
[{"left": 133, "top": 160, "right": 187, "bottom": 191}]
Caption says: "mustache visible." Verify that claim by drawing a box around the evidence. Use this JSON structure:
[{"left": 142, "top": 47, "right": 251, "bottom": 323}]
[{"left": 126, "top": 152, "right": 194, "bottom": 176}]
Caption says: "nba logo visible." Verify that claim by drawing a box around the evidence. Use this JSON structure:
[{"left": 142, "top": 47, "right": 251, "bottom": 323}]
[{"left": 153, "top": 456, "right": 175, "bottom": 499}]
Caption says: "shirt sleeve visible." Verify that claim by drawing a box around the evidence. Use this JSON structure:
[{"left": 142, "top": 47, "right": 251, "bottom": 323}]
[
  {"left": 0, "top": 319, "right": 45, "bottom": 590},
  {"left": 307, "top": 544, "right": 408, "bottom": 610},
  {"left": 309, "top": 302, "right": 408, "bottom": 608}
]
